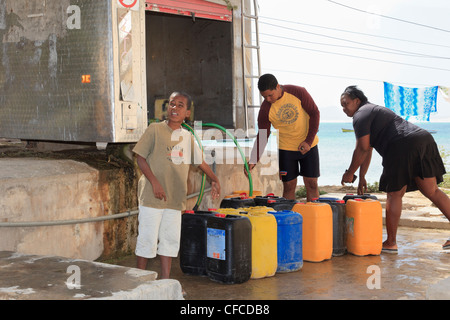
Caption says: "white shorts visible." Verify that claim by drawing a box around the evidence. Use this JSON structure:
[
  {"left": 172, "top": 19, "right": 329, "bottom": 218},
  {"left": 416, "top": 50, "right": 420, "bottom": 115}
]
[{"left": 135, "top": 205, "right": 182, "bottom": 258}]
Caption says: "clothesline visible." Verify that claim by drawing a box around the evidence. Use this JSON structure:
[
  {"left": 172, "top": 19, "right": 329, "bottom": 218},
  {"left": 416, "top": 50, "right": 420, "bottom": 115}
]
[{"left": 383, "top": 82, "right": 449, "bottom": 122}]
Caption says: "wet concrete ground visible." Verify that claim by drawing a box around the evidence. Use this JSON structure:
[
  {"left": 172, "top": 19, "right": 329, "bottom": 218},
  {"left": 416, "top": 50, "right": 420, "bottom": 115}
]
[{"left": 110, "top": 226, "right": 449, "bottom": 300}]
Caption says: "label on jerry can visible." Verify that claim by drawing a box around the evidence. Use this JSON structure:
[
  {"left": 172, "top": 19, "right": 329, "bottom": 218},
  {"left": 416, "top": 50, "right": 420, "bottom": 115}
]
[
  {"left": 207, "top": 228, "right": 226, "bottom": 260},
  {"left": 346, "top": 216, "right": 355, "bottom": 237}
]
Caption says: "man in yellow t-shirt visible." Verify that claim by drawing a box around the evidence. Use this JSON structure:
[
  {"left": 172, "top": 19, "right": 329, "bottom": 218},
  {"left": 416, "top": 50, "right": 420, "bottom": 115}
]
[{"left": 247, "top": 74, "right": 320, "bottom": 201}]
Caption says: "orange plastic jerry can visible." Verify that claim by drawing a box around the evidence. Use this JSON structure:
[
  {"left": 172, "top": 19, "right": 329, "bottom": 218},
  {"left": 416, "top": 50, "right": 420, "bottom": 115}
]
[
  {"left": 345, "top": 199, "right": 382, "bottom": 256},
  {"left": 292, "top": 202, "right": 332, "bottom": 262}
]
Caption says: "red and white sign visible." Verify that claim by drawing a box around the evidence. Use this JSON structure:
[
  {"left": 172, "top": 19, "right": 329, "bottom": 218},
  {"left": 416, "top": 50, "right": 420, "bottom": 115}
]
[{"left": 118, "top": 0, "right": 139, "bottom": 10}]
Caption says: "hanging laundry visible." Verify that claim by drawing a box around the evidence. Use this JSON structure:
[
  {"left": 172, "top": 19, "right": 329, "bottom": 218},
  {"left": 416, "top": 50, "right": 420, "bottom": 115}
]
[
  {"left": 383, "top": 82, "right": 438, "bottom": 121},
  {"left": 438, "top": 86, "right": 450, "bottom": 103}
]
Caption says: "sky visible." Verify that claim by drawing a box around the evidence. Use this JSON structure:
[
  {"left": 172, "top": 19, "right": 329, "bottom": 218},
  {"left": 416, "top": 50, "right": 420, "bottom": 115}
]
[{"left": 253, "top": 0, "right": 450, "bottom": 122}]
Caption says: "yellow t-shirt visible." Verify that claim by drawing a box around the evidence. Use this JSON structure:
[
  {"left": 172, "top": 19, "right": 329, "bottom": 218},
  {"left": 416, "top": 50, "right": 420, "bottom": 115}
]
[
  {"left": 268, "top": 89, "right": 319, "bottom": 151},
  {"left": 250, "top": 85, "right": 320, "bottom": 163},
  {"left": 132, "top": 121, "right": 203, "bottom": 211}
]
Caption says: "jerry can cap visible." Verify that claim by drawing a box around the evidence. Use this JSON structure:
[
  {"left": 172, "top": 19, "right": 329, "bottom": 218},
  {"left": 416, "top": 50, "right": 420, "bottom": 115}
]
[{"left": 184, "top": 210, "right": 195, "bottom": 214}]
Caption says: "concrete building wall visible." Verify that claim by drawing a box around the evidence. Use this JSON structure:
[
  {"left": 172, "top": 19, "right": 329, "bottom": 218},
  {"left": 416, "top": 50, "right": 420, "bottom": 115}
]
[{"left": 0, "top": 159, "right": 106, "bottom": 260}]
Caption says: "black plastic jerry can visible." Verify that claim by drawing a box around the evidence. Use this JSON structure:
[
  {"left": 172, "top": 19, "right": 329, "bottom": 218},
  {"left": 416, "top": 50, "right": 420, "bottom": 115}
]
[{"left": 206, "top": 214, "right": 252, "bottom": 284}]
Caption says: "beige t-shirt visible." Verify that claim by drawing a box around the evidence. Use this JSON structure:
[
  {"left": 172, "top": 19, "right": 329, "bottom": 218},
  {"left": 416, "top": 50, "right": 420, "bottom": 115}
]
[{"left": 133, "top": 121, "right": 203, "bottom": 211}]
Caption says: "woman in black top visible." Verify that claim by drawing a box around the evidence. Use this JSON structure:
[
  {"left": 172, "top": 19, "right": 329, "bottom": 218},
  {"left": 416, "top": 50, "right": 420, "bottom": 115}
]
[{"left": 340, "top": 86, "right": 450, "bottom": 253}]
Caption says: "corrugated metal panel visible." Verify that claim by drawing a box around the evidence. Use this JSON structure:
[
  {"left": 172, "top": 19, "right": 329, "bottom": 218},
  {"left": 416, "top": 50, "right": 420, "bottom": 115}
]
[
  {"left": 145, "top": 0, "right": 232, "bottom": 21},
  {"left": 0, "top": 0, "right": 115, "bottom": 142},
  {"left": 0, "top": 0, "right": 147, "bottom": 143}
]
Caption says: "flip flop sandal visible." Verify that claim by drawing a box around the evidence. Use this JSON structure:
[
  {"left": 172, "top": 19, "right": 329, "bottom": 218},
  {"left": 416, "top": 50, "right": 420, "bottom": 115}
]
[
  {"left": 443, "top": 239, "right": 450, "bottom": 250},
  {"left": 381, "top": 247, "right": 398, "bottom": 254}
]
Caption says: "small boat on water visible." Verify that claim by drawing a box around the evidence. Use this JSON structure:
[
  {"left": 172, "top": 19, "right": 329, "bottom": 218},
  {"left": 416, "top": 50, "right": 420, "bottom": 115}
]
[{"left": 428, "top": 130, "right": 437, "bottom": 134}]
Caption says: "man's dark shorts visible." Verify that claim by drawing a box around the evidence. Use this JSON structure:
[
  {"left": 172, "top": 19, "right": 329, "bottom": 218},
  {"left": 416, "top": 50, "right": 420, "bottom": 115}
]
[{"left": 278, "top": 146, "right": 320, "bottom": 182}]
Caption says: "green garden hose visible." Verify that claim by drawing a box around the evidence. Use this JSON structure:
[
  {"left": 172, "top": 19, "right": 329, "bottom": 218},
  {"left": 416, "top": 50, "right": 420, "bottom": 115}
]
[
  {"left": 202, "top": 123, "right": 253, "bottom": 197},
  {"left": 182, "top": 122, "right": 206, "bottom": 211},
  {"left": 182, "top": 122, "right": 254, "bottom": 210}
]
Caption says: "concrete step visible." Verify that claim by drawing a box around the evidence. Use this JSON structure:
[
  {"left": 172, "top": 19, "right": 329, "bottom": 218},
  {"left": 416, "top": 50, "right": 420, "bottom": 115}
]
[{"left": 0, "top": 251, "right": 184, "bottom": 300}]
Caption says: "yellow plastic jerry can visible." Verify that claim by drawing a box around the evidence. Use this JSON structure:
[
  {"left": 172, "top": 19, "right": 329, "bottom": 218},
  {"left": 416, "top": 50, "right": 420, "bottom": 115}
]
[{"left": 239, "top": 209, "right": 277, "bottom": 279}]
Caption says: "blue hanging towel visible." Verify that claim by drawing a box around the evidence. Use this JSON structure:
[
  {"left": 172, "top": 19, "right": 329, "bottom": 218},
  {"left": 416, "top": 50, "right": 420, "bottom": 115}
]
[{"left": 383, "top": 82, "right": 438, "bottom": 121}]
